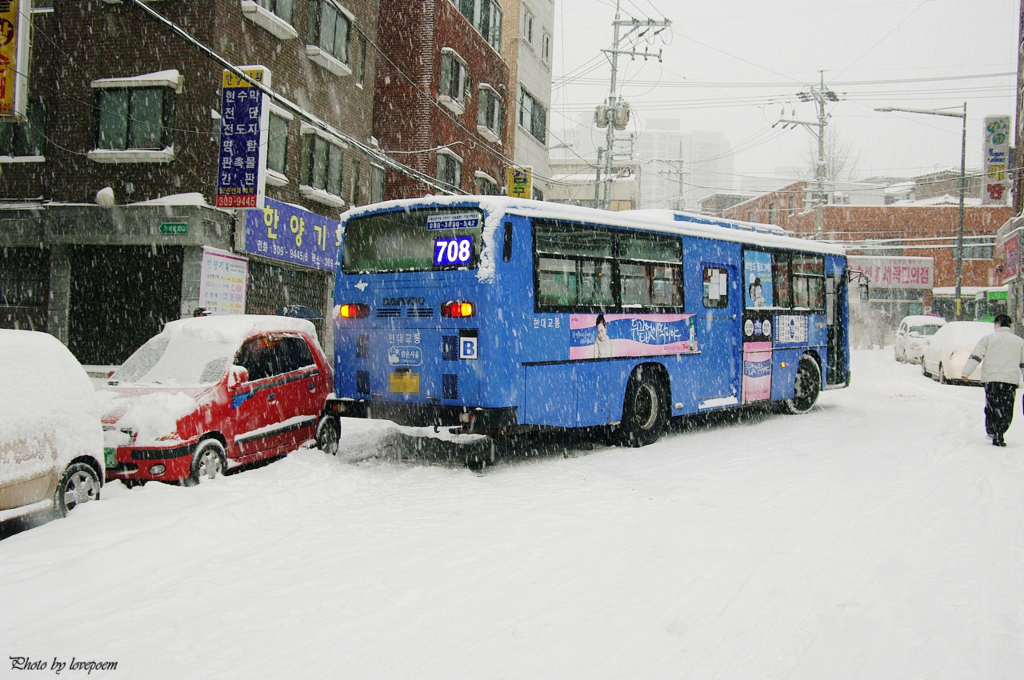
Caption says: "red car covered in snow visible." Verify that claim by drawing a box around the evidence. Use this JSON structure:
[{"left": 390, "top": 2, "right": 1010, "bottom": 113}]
[{"left": 98, "top": 315, "right": 339, "bottom": 486}]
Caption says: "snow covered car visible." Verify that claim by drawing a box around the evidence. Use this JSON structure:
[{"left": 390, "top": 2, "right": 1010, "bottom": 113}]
[
  {"left": 921, "top": 321, "right": 990, "bottom": 383},
  {"left": 98, "top": 315, "right": 338, "bottom": 486},
  {"left": 894, "top": 314, "right": 946, "bottom": 364},
  {"left": 0, "top": 330, "right": 104, "bottom": 523}
]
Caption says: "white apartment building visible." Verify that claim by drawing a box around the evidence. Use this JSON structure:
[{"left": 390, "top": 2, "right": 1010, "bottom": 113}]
[{"left": 501, "top": 0, "right": 554, "bottom": 199}]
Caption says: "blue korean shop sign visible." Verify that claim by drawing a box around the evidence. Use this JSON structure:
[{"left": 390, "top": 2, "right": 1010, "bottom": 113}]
[
  {"left": 245, "top": 198, "right": 341, "bottom": 272},
  {"left": 216, "top": 67, "right": 269, "bottom": 209}
]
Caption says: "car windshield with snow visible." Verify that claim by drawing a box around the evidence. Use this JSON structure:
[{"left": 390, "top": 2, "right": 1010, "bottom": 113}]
[{"left": 98, "top": 315, "right": 337, "bottom": 486}]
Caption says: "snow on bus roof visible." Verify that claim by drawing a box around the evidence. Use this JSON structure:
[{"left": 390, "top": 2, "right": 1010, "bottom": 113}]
[{"left": 341, "top": 196, "right": 845, "bottom": 257}]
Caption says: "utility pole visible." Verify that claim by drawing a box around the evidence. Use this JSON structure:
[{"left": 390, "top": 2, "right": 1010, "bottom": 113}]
[
  {"left": 593, "top": 1, "right": 670, "bottom": 210},
  {"left": 773, "top": 71, "right": 839, "bottom": 237}
]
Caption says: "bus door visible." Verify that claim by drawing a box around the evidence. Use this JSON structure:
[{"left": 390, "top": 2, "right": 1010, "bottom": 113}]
[
  {"left": 699, "top": 263, "right": 742, "bottom": 408},
  {"left": 826, "top": 272, "right": 847, "bottom": 385}
]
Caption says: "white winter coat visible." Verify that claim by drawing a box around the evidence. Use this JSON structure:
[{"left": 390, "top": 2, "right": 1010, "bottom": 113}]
[{"left": 961, "top": 326, "right": 1024, "bottom": 385}]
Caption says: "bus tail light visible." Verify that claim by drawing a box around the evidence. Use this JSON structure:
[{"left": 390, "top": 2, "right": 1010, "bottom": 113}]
[
  {"left": 441, "top": 301, "right": 476, "bottom": 318},
  {"left": 338, "top": 303, "right": 369, "bottom": 319}
]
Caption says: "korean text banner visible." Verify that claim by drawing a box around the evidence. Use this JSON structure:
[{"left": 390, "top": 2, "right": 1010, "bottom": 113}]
[
  {"left": 982, "top": 116, "right": 1010, "bottom": 205},
  {"left": 245, "top": 198, "right": 340, "bottom": 272},
  {"left": 216, "top": 68, "right": 269, "bottom": 208},
  {"left": 0, "top": 0, "right": 29, "bottom": 118}
]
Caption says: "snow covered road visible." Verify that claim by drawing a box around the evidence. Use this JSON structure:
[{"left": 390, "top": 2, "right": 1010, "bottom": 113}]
[{"left": 2, "top": 349, "right": 1023, "bottom": 679}]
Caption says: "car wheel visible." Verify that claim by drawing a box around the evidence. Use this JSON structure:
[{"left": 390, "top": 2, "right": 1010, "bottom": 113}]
[
  {"left": 939, "top": 363, "right": 948, "bottom": 384},
  {"left": 894, "top": 347, "right": 903, "bottom": 362},
  {"left": 55, "top": 462, "right": 101, "bottom": 517},
  {"left": 617, "top": 368, "right": 668, "bottom": 447},
  {"left": 187, "top": 439, "right": 226, "bottom": 486},
  {"left": 315, "top": 415, "right": 340, "bottom": 456},
  {"left": 784, "top": 356, "right": 821, "bottom": 414}
]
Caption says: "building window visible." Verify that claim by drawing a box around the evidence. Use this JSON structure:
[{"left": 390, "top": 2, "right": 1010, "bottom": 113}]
[
  {"left": 350, "top": 161, "right": 361, "bottom": 205},
  {"left": 0, "top": 103, "right": 46, "bottom": 158},
  {"left": 541, "top": 31, "right": 551, "bottom": 64},
  {"left": 440, "top": 49, "right": 469, "bottom": 110},
  {"left": 532, "top": 186, "right": 544, "bottom": 201},
  {"left": 301, "top": 133, "right": 344, "bottom": 197},
  {"left": 370, "top": 165, "right": 385, "bottom": 203},
  {"left": 97, "top": 87, "right": 174, "bottom": 151},
  {"left": 962, "top": 236, "right": 995, "bottom": 260},
  {"left": 308, "top": 0, "right": 351, "bottom": 65},
  {"left": 768, "top": 203, "right": 776, "bottom": 224},
  {"left": 787, "top": 195, "right": 795, "bottom": 212},
  {"left": 474, "top": 172, "right": 498, "bottom": 195},
  {"left": 477, "top": 85, "right": 502, "bottom": 142},
  {"left": 521, "top": 7, "right": 534, "bottom": 44},
  {"left": 355, "top": 34, "right": 367, "bottom": 86},
  {"left": 748, "top": 210, "right": 755, "bottom": 222},
  {"left": 518, "top": 87, "right": 546, "bottom": 144},
  {"left": 436, "top": 150, "right": 462, "bottom": 192},
  {"left": 267, "top": 113, "right": 289, "bottom": 175},
  {"left": 456, "top": 0, "right": 503, "bottom": 51},
  {"left": 256, "top": 0, "right": 293, "bottom": 23}
]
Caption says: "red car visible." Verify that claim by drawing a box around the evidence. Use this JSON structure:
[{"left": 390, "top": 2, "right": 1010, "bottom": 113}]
[{"left": 98, "top": 315, "right": 338, "bottom": 486}]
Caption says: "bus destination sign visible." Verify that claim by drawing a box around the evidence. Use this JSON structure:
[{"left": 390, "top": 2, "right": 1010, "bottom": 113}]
[{"left": 426, "top": 213, "right": 480, "bottom": 231}]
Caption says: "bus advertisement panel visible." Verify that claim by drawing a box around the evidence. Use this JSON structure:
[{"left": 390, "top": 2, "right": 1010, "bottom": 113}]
[{"left": 326, "top": 197, "right": 849, "bottom": 453}]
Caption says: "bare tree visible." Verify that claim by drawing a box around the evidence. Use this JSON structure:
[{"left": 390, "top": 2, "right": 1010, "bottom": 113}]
[{"left": 798, "top": 124, "right": 861, "bottom": 183}]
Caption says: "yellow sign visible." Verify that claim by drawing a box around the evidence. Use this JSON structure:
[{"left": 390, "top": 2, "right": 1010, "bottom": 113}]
[
  {"left": 389, "top": 371, "right": 420, "bottom": 394},
  {"left": 507, "top": 166, "right": 532, "bottom": 199},
  {"left": 0, "top": 0, "right": 24, "bottom": 117},
  {"left": 222, "top": 68, "right": 267, "bottom": 90}
]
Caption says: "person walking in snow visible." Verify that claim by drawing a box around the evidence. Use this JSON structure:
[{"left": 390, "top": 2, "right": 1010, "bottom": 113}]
[{"left": 961, "top": 314, "right": 1024, "bottom": 446}]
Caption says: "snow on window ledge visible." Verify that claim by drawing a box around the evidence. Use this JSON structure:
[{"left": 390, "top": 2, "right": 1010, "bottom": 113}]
[
  {"left": 0, "top": 155, "right": 46, "bottom": 164},
  {"left": 91, "top": 69, "right": 183, "bottom": 93},
  {"left": 240, "top": 1, "right": 299, "bottom": 40},
  {"left": 474, "top": 170, "right": 498, "bottom": 185},
  {"left": 265, "top": 168, "right": 289, "bottom": 187},
  {"left": 299, "top": 185, "right": 346, "bottom": 209},
  {"left": 305, "top": 46, "right": 353, "bottom": 77},
  {"left": 438, "top": 95, "right": 465, "bottom": 117},
  {"left": 476, "top": 125, "right": 501, "bottom": 145},
  {"left": 87, "top": 147, "right": 176, "bottom": 164}
]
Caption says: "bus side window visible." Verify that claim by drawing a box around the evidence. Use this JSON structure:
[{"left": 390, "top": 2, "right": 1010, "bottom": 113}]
[
  {"left": 503, "top": 222, "right": 513, "bottom": 261},
  {"left": 702, "top": 267, "right": 728, "bottom": 308}
]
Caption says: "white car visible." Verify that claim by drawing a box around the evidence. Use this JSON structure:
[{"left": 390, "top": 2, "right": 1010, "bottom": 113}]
[
  {"left": 0, "top": 330, "right": 104, "bottom": 523},
  {"left": 894, "top": 314, "right": 946, "bottom": 364},
  {"left": 921, "top": 321, "right": 991, "bottom": 384}
]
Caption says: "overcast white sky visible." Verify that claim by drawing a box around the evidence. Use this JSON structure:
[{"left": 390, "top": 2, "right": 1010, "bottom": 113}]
[{"left": 551, "top": 0, "right": 1018, "bottom": 190}]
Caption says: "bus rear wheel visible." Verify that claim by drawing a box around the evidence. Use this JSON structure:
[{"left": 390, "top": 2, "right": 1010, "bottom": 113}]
[
  {"left": 784, "top": 356, "right": 821, "bottom": 414},
  {"left": 618, "top": 369, "right": 668, "bottom": 447}
]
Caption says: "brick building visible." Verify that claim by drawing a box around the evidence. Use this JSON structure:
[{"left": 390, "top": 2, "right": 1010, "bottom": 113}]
[
  {"left": 374, "top": 0, "right": 510, "bottom": 199},
  {"left": 1, "top": 0, "right": 386, "bottom": 363}
]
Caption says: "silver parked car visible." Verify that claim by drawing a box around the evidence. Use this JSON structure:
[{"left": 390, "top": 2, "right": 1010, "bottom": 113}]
[
  {"left": 894, "top": 315, "right": 946, "bottom": 364},
  {"left": 0, "top": 330, "right": 104, "bottom": 523},
  {"left": 921, "top": 321, "right": 990, "bottom": 384}
]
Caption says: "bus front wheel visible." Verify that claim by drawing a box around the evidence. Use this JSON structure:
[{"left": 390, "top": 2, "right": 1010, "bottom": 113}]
[
  {"left": 618, "top": 369, "right": 668, "bottom": 447},
  {"left": 784, "top": 356, "right": 821, "bottom": 414}
]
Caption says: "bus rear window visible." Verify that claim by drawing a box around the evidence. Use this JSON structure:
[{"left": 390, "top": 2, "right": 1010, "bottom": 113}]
[{"left": 342, "top": 208, "right": 483, "bottom": 274}]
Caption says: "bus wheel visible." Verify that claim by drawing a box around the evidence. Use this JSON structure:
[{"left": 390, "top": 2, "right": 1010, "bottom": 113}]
[
  {"left": 618, "top": 370, "right": 668, "bottom": 447},
  {"left": 784, "top": 356, "right": 821, "bottom": 414}
]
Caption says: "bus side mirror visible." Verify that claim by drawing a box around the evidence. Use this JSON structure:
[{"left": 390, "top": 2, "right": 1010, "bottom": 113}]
[
  {"left": 502, "top": 222, "right": 513, "bottom": 262},
  {"left": 858, "top": 280, "right": 869, "bottom": 301}
]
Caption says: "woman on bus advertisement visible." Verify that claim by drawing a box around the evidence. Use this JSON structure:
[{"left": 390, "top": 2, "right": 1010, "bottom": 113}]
[
  {"left": 745, "top": 251, "right": 774, "bottom": 308},
  {"left": 569, "top": 313, "right": 698, "bottom": 360}
]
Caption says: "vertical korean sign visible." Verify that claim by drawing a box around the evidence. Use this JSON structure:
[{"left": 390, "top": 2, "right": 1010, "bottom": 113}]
[
  {"left": 982, "top": 115, "right": 1010, "bottom": 205},
  {"left": 216, "top": 67, "right": 270, "bottom": 209},
  {"left": 0, "top": 0, "right": 30, "bottom": 119}
]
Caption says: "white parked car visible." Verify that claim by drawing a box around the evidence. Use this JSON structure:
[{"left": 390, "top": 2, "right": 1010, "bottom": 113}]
[
  {"left": 894, "top": 314, "right": 946, "bottom": 364},
  {"left": 0, "top": 330, "right": 104, "bottom": 523},
  {"left": 921, "top": 321, "right": 991, "bottom": 384}
]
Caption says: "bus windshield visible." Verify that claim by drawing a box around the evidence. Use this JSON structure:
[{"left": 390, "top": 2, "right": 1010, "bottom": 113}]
[{"left": 342, "top": 207, "right": 484, "bottom": 274}]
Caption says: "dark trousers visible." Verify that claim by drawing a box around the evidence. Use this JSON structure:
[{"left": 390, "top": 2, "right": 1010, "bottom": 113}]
[{"left": 984, "top": 382, "right": 1017, "bottom": 437}]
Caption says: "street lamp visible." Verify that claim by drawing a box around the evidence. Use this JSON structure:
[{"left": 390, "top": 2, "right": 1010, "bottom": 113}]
[{"left": 875, "top": 104, "right": 967, "bottom": 319}]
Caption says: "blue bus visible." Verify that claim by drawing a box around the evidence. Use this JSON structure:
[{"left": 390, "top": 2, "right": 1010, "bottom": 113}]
[{"left": 325, "top": 197, "right": 849, "bottom": 448}]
